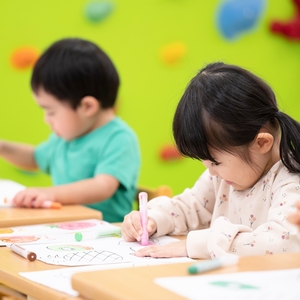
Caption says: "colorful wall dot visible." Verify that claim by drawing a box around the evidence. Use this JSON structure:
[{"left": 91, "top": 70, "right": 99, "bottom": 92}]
[
  {"left": 84, "top": 1, "right": 115, "bottom": 23},
  {"left": 216, "top": 0, "right": 266, "bottom": 41},
  {"left": 10, "top": 46, "right": 39, "bottom": 70},
  {"left": 160, "top": 144, "right": 182, "bottom": 161},
  {"left": 159, "top": 42, "right": 187, "bottom": 66},
  {"left": 270, "top": 0, "right": 300, "bottom": 41}
]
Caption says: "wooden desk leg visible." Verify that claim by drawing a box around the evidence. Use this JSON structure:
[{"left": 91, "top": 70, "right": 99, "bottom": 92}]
[{"left": 0, "top": 284, "right": 27, "bottom": 300}]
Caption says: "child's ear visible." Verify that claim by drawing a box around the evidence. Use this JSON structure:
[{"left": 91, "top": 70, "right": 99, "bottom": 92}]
[
  {"left": 251, "top": 132, "right": 274, "bottom": 154},
  {"left": 79, "top": 96, "right": 100, "bottom": 116}
]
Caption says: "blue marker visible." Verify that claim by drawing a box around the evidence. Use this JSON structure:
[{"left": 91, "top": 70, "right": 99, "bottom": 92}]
[{"left": 188, "top": 255, "right": 239, "bottom": 274}]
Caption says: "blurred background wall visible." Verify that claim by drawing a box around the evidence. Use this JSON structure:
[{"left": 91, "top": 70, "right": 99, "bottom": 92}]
[{"left": 0, "top": 0, "right": 300, "bottom": 195}]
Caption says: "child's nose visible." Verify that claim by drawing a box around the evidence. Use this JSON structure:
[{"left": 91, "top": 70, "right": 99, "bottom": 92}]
[
  {"left": 202, "top": 160, "right": 218, "bottom": 176},
  {"left": 208, "top": 168, "right": 218, "bottom": 177}
]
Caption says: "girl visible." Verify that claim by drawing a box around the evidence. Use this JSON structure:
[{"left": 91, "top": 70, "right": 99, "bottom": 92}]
[
  {"left": 122, "top": 62, "right": 300, "bottom": 259},
  {"left": 288, "top": 201, "right": 300, "bottom": 231}
]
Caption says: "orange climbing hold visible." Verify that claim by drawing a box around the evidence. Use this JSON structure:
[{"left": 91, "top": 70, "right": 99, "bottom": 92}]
[{"left": 10, "top": 46, "right": 39, "bottom": 69}]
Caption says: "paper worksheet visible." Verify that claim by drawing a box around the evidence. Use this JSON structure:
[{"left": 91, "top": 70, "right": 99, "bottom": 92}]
[
  {"left": 0, "top": 179, "right": 25, "bottom": 207},
  {"left": 17, "top": 235, "right": 191, "bottom": 266},
  {"left": 20, "top": 236, "right": 193, "bottom": 296},
  {"left": 155, "top": 268, "right": 300, "bottom": 300},
  {"left": 0, "top": 219, "right": 120, "bottom": 246}
]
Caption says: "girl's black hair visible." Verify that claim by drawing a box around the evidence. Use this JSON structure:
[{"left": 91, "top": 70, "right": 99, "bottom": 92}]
[
  {"left": 31, "top": 38, "right": 120, "bottom": 109},
  {"left": 173, "top": 62, "right": 300, "bottom": 173}
]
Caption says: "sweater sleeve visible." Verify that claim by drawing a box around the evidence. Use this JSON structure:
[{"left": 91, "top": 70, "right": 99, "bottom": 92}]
[
  {"left": 186, "top": 179, "right": 300, "bottom": 259},
  {"left": 147, "top": 170, "right": 216, "bottom": 237}
]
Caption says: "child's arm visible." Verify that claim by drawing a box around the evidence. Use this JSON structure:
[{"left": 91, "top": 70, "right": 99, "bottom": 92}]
[
  {"left": 0, "top": 140, "right": 38, "bottom": 170},
  {"left": 146, "top": 169, "right": 216, "bottom": 237},
  {"left": 12, "top": 174, "right": 119, "bottom": 207},
  {"left": 122, "top": 169, "right": 215, "bottom": 243},
  {"left": 287, "top": 201, "right": 300, "bottom": 230},
  {"left": 186, "top": 181, "right": 300, "bottom": 259}
]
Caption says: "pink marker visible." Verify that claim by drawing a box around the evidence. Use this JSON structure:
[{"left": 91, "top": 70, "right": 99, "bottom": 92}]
[{"left": 139, "top": 192, "right": 149, "bottom": 246}]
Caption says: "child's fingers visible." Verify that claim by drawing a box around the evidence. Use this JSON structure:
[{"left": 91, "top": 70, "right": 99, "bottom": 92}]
[
  {"left": 136, "top": 241, "right": 188, "bottom": 258},
  {"left": 147, "top": 218, "right": 157, "bottom": 236},
  {"left": 134, "top": 246, "right": 159, "bottom": 257},
  {"left": 13, "top": 191, "right": 31, "bottom": 208},
  {"left": 287, "top": 212, "right": 300, "bottom": 225},
  {"left": 122, "top": 211, "right": 142, "bottom": 242}
]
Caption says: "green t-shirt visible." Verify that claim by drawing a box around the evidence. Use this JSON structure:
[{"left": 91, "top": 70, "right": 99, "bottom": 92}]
[{"left": 34, "top": 117, "right": 141, "bottom": 222}]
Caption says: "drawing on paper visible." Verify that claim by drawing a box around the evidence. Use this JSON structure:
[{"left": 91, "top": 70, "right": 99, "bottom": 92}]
[
  {"left": 46, "top": 249, "right": 124, "bottom": 264},
  {"left": 0, "top": 219, "right": 120, "bottom": 246},
  {"left": 47, "top": 221, "right": 98, "bottom": 230},
  {"left": 0, "top": 235, "right": 40, "bottom": 243},
  {"left": 19, "top": 236, "right": 190, "bottom": 267},
  {"left": 0, "top": 228, "right": 13, "bottom": 234},
  {"left": 47, "top": 245, "right": 93, "bottom": 251}
]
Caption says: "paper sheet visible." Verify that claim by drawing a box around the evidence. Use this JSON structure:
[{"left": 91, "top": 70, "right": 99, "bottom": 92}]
[
  {"left": 0, "top": 179, "right": 25, "bottom": 207},
  {"left": 19, "top": 236, "right": 193, "bottom": 296},
  {"left": 18, "top": 236, "right": 191, "bottom": 266},
  {"left": 0, "top": 219, "right": 119, "bottom": 246},
  {"left": 155, "top": 268, "right": 300, "bottom": 300}
]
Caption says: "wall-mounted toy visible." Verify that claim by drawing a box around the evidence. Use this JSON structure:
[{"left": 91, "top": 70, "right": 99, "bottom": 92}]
[
  {"left": 10, "top": 46, "right": 39, "bottom": 70},
  {"left": 216, "top": 0, "right": 266, "bottom": 41},
  {"left": 270, "top": 0, "right": 300, "bottom": 41},
  {"left": 160, "top": 144, "right": 182, "bottom": 161},
  {"left": 84, "top": 1, "right": 115, "bottom": 23},
  {"left": 159, "top": 42, "right": 187, "bottom": 66}
]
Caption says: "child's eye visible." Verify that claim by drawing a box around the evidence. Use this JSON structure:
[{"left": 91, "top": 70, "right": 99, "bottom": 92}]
[{"left": 211, "top": 161, "right": 220, "bottom": 166}]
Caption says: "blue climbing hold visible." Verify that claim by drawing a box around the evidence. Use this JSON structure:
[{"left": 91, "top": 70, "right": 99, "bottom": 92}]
[{"left": 216, "top": 0, "right": 266, "bottom": 40}]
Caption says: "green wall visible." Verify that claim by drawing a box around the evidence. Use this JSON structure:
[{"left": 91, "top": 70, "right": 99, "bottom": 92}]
[{"left": 0, "top": 0, "right": 300, "bottom": 195}]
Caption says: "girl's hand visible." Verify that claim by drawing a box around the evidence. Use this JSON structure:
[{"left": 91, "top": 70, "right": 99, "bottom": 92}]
[
  {"left": 134, "top": 240, "right": 188, "bottom": 258},
  {"left": 13, "top": 188, "right": 55, "bottom": 208},
  {"left": 122, "top": 211, "right": 157, "bottom": 242}
]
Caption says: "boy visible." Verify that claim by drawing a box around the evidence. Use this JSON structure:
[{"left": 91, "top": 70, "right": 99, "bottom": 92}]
[{"left": 0, "top": 38, "right": 141, "bottom": 222}]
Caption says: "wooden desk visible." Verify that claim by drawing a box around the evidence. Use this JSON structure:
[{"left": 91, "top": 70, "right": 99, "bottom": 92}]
[
  {"left": 0, "top": 230, "right": 182, "bottom": 300},
  {"left": 0, "top": 205, "right": 102, "bottom": 299},
  {"left": 71, "top": 252, "right": 300, "bottom": 300},
  {"left": 0, "top": 205, "right": 102, "bottom": 227},
  {"left": 0, "top": 247, "right": 83, "bottom": 300}
]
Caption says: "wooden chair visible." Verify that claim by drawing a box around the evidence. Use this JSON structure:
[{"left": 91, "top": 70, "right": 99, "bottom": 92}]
[{"left": 133, "top": 185, "right": 173, "bottom": 210}]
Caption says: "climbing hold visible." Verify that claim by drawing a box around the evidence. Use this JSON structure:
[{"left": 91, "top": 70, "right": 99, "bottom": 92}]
[
  {"left": 10, "top": 46, "right": 39, "bottom": 69},
  {"left": 160, "top": 42, "right": 187, "bottom": 66},
  {"left": 270, "top": 0, "right": 300, "bottom": 41},
  {"left": 160, "top": 144, "right": 182, "bottom": 161},
  {"left": 84, "top": 1, "right": 115, "bottom": 23},
  {"left": 216, "top": 0, "right": 266, "bottom": 40}
]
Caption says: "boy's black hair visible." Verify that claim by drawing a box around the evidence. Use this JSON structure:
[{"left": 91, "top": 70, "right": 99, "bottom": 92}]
[
  {"left": 31, "top": 38, "right": 120, "bottom": 109},
  {"left": 173, "top": 62, "right": 300, "bottom": 173}
]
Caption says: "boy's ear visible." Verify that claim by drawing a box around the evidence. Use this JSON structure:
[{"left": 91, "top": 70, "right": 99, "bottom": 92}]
[
  {"left": 79, "top": 96, "right": 100, "bottom": 116},
  {"left": 251, "top": 132, "right": 274, "bottom": 154}
]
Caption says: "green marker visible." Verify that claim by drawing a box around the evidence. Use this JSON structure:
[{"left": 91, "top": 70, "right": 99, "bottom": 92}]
[
  {"left": 74, "top": 228, "right": 121, "bottom": 242},
  {"left": 210, "top": 281, "right": 259, "bottom": 290},
  {"left": 188, "top": 255, "right": 239, "bottom": 274}
]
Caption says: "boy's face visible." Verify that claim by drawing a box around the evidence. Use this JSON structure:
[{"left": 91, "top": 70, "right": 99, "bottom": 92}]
[{"left": 33, "top": 88, "right": 87, "bottom": 141}]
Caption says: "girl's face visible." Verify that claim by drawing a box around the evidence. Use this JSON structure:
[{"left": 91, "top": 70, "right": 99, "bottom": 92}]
[
  {"left": 33, "top": 89, "right": 88, "bottom": 141},
  {"left": 202, "top": 150, "right": 267, "bottom": 191}
]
